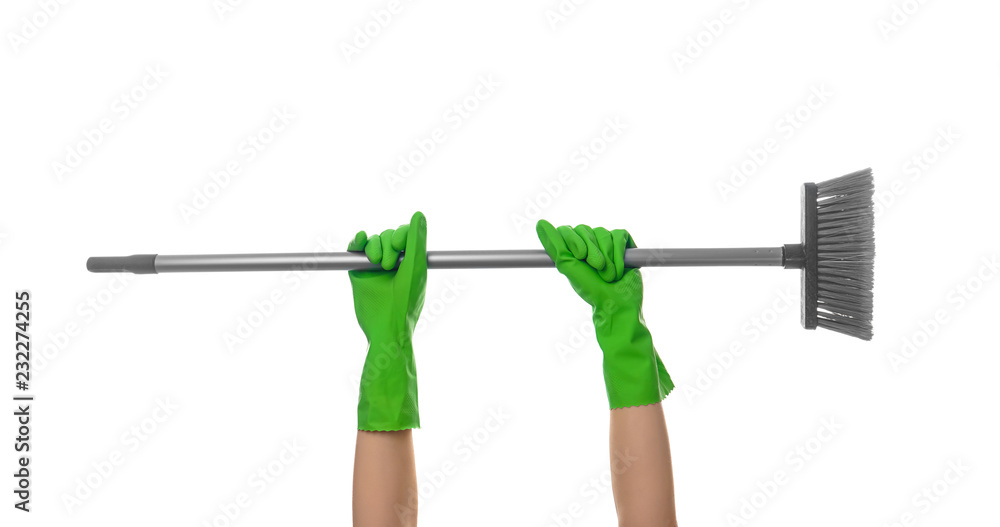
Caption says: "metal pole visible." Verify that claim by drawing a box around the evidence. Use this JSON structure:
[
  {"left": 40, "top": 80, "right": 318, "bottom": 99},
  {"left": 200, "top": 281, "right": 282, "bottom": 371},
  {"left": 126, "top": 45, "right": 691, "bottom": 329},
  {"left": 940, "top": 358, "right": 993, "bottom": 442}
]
[{"left": 87, "top": 247, "right": 788, "bottom": 274}]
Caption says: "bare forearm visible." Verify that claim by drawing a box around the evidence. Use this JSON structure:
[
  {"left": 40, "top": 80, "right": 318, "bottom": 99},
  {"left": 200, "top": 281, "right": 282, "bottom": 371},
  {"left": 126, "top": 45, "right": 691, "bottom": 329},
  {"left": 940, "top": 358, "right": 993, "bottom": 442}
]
[
  {"left": 353, "top": 430, "right": 418, "bottom": 527},
  {"left": 609, "top": 403, "right": 677, "bottom": 527}
]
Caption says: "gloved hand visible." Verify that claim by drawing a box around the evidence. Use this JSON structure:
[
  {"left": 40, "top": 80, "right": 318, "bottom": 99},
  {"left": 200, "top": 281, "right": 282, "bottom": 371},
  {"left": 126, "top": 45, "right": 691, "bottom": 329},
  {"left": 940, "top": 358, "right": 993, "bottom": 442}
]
[
  {"left": 347, "top": 211, "right": 427, "bottom": 431},
  {"left": 536, "top": 220, "right": 673, "bottom": 409}
]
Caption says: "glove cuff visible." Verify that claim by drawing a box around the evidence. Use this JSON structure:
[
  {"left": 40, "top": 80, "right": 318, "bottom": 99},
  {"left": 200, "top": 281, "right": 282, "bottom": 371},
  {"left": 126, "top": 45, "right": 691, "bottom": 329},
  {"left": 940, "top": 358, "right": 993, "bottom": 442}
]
[{"left": 593, "top": 306, "right": 674, "bottom": 409}]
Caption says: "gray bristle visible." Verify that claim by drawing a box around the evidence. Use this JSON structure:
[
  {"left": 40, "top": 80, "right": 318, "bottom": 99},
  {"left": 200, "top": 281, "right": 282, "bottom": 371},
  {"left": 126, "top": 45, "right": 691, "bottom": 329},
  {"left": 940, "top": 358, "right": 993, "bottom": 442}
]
[{"left": 814, "top": 168, "right": 875, "bottom": 340}]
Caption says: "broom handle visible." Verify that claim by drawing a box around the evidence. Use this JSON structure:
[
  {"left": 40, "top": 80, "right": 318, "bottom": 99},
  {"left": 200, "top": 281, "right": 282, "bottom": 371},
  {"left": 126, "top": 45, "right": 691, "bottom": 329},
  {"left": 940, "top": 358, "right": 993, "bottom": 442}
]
[{"left": 87, "top": 247, "right": 795, "bottom": 274}]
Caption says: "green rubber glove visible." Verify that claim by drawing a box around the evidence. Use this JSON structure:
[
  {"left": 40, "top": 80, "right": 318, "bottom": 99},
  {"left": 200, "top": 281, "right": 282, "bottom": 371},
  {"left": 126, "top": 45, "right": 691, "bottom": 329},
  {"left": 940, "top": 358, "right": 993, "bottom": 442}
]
[
  {"left": 536, "top": 220, "right": 674, "bottom": 409},
  {"left": 347, "top": 211, "right": 427, "bottom": 431}
]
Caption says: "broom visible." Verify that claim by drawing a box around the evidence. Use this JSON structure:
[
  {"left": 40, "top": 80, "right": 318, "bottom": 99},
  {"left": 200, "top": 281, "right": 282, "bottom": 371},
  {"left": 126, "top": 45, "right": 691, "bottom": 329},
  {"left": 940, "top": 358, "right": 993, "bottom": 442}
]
[{"left": 87, "top": 168, "right": 875, "bottom": 340}]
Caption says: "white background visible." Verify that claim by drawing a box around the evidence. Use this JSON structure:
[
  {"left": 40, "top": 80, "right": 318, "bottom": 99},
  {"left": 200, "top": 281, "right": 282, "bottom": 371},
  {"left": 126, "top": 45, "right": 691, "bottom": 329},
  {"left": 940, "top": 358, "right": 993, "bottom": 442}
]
[{"left": 2, "top": 1, "right": 998, "bottom": 525}]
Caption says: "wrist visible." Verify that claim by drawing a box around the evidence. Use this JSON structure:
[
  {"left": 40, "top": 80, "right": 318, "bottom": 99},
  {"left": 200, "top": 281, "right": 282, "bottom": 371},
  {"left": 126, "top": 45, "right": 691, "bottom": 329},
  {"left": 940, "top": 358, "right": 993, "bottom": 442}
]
[
  {"left": 592, "top": 303, "right": 673, "bottom": 409},
  {"left": 593, "top": 302, "right": 650, "bottom": 352},
  {"left": 358, "top": 338, "right": 419, "bottom": 431},
  {"left": 362, "top": 338, "right": 415, "bottom": 382},
  {"left": 365, "top": 322, "right": 414, "bottom": 349}
]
